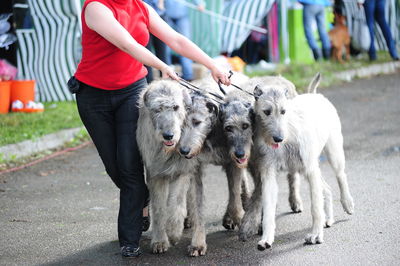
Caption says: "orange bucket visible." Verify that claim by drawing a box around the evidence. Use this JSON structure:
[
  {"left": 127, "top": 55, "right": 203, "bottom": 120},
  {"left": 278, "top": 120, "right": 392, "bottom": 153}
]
[
  {"left": 0, "top": 81, "right": 12, "bottom": 114},
  {"left": 10, "top": 80, "right": 35, "bottom": 104}
]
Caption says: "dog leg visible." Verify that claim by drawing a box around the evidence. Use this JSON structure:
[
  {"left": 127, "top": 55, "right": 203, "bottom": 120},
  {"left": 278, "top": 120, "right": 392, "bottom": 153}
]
[
  {"left": 287, "top": 172, "right": 303, "bottom": 213},
  {"left": 222, "top": 164, "right": 246, "bottom": 230},
  {"left": 166, "top": 174, "right": 190, "bottom": 245},
  {"left": 325, "top": 132, "right": 354, "bottom": 214},
  {"left": 239, "top": 169, "right": 262, "bottom": 242},
  {"left": 148, "top": 177, "right": 170, "bottom": 253},
  {"left": 345, "top": 43, "right": 350, "bottom": 61},
  {"left": 241, "top": 170, "right": 251, "bottom": 210},
  {"left": 184, "top": 180, "right": 194, "bottom": 229},
  {"left": 337, "top": 48, "right": 344, "bottom": 64},
  {"left": 257, "top": 168, "right": 278, "bottom": 250},
  {"left": 188, "top": 167, "right": 207, "bottom": 257},
  {"left": 304, "top": 166, "right": 325, "bottom": 244},
  {"left": 321, "top": 177, "right": 334, "bottom": 227}
]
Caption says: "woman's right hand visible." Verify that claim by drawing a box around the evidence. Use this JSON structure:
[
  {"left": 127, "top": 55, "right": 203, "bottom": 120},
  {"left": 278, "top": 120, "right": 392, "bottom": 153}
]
[{"left": 161, "top": 65, "right": 180, "bottom": 81}]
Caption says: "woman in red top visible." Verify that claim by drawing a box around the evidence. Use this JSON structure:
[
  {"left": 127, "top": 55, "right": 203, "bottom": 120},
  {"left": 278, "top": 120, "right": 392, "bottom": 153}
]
[{"left": 74, "top": 0, "right": 230, "bottom": 258}]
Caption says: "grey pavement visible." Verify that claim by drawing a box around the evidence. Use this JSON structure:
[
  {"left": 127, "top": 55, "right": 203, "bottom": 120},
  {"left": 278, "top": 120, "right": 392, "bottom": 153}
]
[{"left": 1, "top": 72, "right": 400, "bottom": 265}]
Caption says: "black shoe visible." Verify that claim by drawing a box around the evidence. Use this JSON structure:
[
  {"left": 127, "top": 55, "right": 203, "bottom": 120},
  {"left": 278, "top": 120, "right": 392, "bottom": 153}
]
[
  {"left": 121, "top": 246, "right": 141, "bottom": 258},
  {"left": 142, "top": 215, "right": 150, "bottom": 232}
]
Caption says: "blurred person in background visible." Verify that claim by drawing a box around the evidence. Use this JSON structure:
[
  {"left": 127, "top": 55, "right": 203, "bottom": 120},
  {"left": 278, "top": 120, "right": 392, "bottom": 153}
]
[
  {"left": 298, "top": 0, "right": 332, "bottom": 61},
  {"left": 357, "top": 0, "right": 399, "bottom": 61},
  {"left": 164, "top": 0, "right": 205, "bottom": 81},
  {"left": 143, "top": 0, "right": 169, "bottom": 82}
]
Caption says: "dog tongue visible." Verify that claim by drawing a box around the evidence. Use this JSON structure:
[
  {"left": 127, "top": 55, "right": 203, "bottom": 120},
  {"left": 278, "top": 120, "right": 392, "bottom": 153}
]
[
  {"left": 164, "top": 141, "right": 174, "bottom": 146},
  {"left": 272, "top": 143, "right": 279, "bottom": 149},
  {"left": 239, "top": 158, "right": 247, "bottom": 164}
]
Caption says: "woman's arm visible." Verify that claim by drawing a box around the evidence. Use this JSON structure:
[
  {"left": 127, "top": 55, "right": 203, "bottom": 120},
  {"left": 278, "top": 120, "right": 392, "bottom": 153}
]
[
  {"left": 84, "top": 2, "right": 179, "bottom": 80},
  {"left": 145, "top": 3, "right": 230, "bottom": 85}
]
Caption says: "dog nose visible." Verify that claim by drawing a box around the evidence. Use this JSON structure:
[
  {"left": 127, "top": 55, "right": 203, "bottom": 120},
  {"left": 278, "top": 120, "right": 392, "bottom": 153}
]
[
  {"left": 234, "top": 150, "right": 245, "bottom": 159},
  {"left": 273, "top": 136, "right": 283, "bottom": 143},
  {"left": 179, "top": 147, "right": 191, "bottom": 156},
  {"left": 162, "top": 132, "right": 174, "bottom": 140}
]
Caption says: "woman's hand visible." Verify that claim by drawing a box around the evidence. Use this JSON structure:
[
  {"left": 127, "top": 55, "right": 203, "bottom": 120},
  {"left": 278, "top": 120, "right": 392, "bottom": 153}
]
[
  {"left": 210, "top": 64, "right": 231, "bottom": 86},
  {"left": 161, "top": 65, "right": 180, "bottom": 81}
]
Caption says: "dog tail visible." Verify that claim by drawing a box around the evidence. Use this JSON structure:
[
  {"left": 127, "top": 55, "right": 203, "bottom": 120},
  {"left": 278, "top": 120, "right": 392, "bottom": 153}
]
[{"left": 307, "top": 72, "right": 321, "bottom": 94}]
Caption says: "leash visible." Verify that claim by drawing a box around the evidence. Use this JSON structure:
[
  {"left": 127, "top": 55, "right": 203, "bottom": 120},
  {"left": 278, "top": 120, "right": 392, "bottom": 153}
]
[
  {"left": 178, "top": 78, "right": 225, "bottom": 105},
  {"left": 220, "top": 71, "right": 254, "bottom": 97}
]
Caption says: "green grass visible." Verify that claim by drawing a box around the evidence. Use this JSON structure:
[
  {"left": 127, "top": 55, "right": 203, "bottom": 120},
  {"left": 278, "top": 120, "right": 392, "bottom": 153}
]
[
  {"left": 0, "top": 101, "right": 83, "bottom": 146},
  {"left": 245, "top": 52, "right": 393, "bottom": 92}
]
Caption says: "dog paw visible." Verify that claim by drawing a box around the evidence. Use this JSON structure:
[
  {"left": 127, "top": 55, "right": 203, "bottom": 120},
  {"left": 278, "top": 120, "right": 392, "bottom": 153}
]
[
  {"left": 239, "top": 224, "right": 257, "bottom": 241},
  {"left": 184, "top": 217, "right": 192, "bottom": 229},
  {"left": 152, "top": 241, "right": 169, "bottom": 254},
  {"left": 341, "top": 195, "right": 354, "bottom": 215},
  {"left": 304, "top": 233, "right": 324, "bottom": 245},
  {"left": 325, "top": 218, "right": 334, "bottom": 228},
  {"left": 223, "top": 210, "right": 243, "bottom": 230},
  {"left": 188, "top": 244, "right": 207, "bottom": 257},
  {"left": 222, "top": 213, "right": 236, "bottom": 230},
  {"left": 257, "top": 240, "right": 272, "bottom": 251},
  {"left": 290, "top": 200, "right": 303, "bottom": 213},
  {"left": 168, "top": 235, "right": 181, "bottom": 246}
]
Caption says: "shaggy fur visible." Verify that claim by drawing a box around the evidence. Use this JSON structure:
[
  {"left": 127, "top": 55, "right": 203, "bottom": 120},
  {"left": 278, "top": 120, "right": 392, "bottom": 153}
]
[
  {"left": 137, "top": 80, "right": 204, "bottom": 255},
  {"left": 239, "top": 74, "right": 354, "bottom": 250}
]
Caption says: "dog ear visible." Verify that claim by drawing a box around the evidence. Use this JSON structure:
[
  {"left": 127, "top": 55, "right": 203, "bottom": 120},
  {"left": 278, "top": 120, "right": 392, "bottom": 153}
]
[
  {"left": 219, "top": 103, "right": 226, "bottom": 122},
  {"left": 206, "top": 101, "right": 219, "bottom": 117},
  {"left": 254, "top": 85, "right": 263, "bottom": 101},
  {"left": 182, "top": 89, "right": 192, "bottom": 107},
  {"left": 249, "top": 107, "right": 256, "bottom": 125},
  {"left": 143, "top": 90, "right": 151, "bottom": 108}
]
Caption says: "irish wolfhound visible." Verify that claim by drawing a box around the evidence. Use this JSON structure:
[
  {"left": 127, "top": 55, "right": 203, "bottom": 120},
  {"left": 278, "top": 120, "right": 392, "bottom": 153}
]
[
  {"left": 178, "top": 73, "right": 252, "bottom": 231},
  {"left": 137, "top": 80, "right": 205, "bottom": 256},
  {"left": 239, "top": 73, "right": 354, "bottom": 250},
  {"left": 222, "top": 75, "right": 304, "bottom": 215}
]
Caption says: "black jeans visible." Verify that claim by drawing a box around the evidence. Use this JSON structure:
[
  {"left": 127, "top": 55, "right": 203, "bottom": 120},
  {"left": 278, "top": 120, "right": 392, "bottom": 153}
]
[{"left": 76, "top": 78, "right": 148, "bottom": 248}]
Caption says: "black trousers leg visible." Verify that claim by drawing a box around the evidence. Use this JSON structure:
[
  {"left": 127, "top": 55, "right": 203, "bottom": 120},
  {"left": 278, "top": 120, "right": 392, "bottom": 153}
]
[{"left": 76, "top": 78, "right": 148, "bottom": 248}]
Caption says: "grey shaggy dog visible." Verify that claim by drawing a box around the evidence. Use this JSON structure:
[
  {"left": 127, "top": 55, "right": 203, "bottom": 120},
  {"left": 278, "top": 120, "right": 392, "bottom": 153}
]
[
  {"left": 221, "top": 75, "right": 304, "bottom": 217},
  {"left": 178, "top": 73, "right": 252, "bottom": 231},
  {"left": 239, "top": 73, "right": 354, "bottom": 250},
  {"left": 137, "top": 80, "right": 205, "bottom": 256}
]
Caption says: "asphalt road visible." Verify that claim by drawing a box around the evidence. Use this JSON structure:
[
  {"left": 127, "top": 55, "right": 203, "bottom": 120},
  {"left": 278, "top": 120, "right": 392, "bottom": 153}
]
[{"left": 1, "top": 72, "right": 399, "bottom": 266}]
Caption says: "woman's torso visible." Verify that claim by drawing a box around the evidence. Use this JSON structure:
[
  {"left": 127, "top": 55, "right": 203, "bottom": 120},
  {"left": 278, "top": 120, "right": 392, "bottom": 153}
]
[{"left": 75, "top": 0, "right": 150, "bottom": 90}]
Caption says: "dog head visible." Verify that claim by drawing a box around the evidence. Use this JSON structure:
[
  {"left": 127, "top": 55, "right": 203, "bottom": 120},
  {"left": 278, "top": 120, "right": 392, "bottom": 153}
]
[
  {"left": 253, "top": 83, "right": 290, "bottom": 149},
  {"left": 178, "top": 92, "right": 219, "bottom": 159},
  {"left": 220, "top": 98, "right": 255, "bottom": 168},
  {"left": 142, "top": 80, "right": 190, "bottom": 152}
]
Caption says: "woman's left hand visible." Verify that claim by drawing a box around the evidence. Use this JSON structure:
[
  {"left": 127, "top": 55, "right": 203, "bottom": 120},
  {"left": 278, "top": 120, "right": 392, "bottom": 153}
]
[{"left": 210, "top": 65, "right": 231, "bottom": 86}]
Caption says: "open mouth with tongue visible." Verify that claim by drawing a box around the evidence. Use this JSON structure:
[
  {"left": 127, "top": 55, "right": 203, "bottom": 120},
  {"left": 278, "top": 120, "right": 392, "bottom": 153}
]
[
  {"left": 163, "top": 140, "right": 175, "bottom": 147},
  {"left": 271, "top": 143, "right": 280, "bottom": 149},
  {"left": 235, "top": 157, "right": 248, "bottom": 165}
]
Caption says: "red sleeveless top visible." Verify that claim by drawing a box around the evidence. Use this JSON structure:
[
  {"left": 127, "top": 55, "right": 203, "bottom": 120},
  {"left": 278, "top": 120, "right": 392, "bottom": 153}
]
[{"left": 75, "top": 0, "right": 149, "bottom": 90}]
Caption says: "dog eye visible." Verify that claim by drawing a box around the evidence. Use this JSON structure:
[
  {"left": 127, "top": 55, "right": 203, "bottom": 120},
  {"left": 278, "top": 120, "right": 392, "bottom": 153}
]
[
  {"left": 192, "top": 119, "right": 201, "bottom": 126},
  {"left": 242, "top": 123, "right": 249, "bottom": 130},
  {"left": 225, "top": 126, "right": 233, "bottom": 132},
  {"left": 264, "top": 109, "right": 271, "bottom": 116},
  {"left": 173, "top": 105, "right": 179, "bottom": 111},
  {"left": 281, "top": 109, "right": 286, "bottom": 115}
]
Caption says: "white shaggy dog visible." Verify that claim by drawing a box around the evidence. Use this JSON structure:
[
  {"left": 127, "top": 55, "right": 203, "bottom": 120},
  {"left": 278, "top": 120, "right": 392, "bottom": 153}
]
[{"left": 239, "top": 73, "right": 354, "bottom": 249}]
